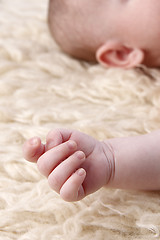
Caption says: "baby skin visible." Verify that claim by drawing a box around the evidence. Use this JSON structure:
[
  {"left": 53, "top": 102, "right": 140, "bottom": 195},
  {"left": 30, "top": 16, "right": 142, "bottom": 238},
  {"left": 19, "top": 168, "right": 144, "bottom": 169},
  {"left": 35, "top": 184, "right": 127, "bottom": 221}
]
[{"left": 23, "top": 128, "right": 160, "bottom": 202}]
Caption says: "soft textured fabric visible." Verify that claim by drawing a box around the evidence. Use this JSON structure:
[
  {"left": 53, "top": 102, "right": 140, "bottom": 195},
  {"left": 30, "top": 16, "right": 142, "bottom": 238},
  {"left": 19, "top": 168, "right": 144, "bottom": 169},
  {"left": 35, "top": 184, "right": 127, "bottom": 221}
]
[{"left": 0, "top": 0, "right": 160, "bottom": 239}]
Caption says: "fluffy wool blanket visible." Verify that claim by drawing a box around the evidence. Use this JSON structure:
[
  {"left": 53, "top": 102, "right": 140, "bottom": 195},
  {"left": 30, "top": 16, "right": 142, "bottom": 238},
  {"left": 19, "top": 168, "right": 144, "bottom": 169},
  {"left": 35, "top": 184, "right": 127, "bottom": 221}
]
[{"left": 1, "top": 0, "right": 160, "bottom": 239}]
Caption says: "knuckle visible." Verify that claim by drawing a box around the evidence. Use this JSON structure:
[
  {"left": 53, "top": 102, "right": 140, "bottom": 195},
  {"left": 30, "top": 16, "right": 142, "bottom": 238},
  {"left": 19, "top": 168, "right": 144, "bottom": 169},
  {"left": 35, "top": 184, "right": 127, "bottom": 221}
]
[
  {"left": 46, "top": 129, "right": 57, "bottom": 139},
  {"left": 46, "top": 129, "right": 62, "bottom": 142}
]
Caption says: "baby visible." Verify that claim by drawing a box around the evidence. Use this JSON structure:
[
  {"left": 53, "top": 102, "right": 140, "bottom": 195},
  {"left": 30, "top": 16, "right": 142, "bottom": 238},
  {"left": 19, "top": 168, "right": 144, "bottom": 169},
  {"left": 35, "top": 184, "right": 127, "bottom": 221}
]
[
  {"left": 48, "top": 0, "right": 160, "bottom": 69},
  {"left": 23, "top": 0, "right": 160, "bottom": 202}
]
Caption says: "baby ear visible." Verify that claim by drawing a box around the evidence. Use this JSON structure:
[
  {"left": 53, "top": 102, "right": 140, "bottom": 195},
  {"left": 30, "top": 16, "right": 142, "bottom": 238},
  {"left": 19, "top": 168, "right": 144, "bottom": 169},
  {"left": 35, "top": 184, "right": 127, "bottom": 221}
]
[{"left": 96, "top": 40, "right": 144, "bottom": 69}]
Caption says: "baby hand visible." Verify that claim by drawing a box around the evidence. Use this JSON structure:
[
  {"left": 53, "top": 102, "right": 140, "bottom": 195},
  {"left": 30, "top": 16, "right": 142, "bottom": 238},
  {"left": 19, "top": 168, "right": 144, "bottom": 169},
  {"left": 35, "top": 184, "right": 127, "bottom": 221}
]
[{"left": 23, "top": 129, "right": 114, "bottom": 201}]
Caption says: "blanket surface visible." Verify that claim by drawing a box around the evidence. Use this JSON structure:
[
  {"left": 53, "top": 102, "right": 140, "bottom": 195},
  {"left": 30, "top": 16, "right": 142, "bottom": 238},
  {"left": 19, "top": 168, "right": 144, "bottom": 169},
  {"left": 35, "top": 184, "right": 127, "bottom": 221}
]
[{"left": 1, "top": 0, "right": 160, "bottom": 239}]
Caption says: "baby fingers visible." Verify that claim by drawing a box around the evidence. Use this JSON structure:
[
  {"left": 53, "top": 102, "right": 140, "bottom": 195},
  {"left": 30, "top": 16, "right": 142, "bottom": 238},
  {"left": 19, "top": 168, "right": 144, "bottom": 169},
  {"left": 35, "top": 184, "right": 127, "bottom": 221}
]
[
  {"left": 37, "top": 140, "right": 77, "bottom": 177},
  {"left": 48, "top": 151, "right": 86, "bottom": 199},
  {"left": 23, "top": 137, "right": 45, "bottom": 163},
  {"left": 59, "top": 168, "right": 86, "bottom": 202}
]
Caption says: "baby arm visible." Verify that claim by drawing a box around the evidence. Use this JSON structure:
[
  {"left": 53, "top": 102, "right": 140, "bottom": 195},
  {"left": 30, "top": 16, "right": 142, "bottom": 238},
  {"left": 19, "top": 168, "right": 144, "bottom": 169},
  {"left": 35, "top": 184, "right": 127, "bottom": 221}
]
[{"left": 107, "top": 130, "right": 160, "bottom": 190}]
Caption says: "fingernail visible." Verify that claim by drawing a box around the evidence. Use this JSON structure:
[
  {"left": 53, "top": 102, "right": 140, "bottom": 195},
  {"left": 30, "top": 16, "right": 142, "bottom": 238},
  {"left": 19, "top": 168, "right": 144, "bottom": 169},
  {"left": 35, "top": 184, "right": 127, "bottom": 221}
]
[
  {"left": 68, "top": 140, "right": 77, "bottom": 150},
  {"left": 29, "top": 137, "right": 38, "bottom": 145},
  {"left": 77, "top": 151, "right": 85, "bottom": 160},
  {"left": 77, "top": 168, "right": 85, "bottom": 176}
]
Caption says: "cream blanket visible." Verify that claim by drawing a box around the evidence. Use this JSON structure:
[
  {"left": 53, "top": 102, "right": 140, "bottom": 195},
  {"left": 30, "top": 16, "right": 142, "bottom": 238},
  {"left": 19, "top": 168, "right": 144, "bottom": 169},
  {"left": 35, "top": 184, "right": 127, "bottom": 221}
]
[{"left": 1, "top": 0, "right": 160, "bottom": 239}]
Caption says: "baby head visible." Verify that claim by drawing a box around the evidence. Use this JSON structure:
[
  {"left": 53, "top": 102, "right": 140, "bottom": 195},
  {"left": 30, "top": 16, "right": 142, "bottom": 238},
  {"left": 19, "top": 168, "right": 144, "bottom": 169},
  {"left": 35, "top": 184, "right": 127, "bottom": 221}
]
[{"left": 48, "top": 0, "right": 160, "bottom": 69}]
